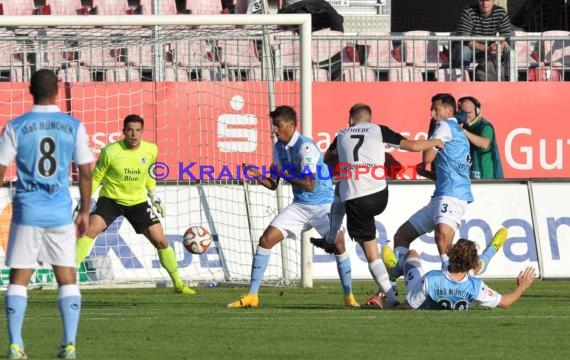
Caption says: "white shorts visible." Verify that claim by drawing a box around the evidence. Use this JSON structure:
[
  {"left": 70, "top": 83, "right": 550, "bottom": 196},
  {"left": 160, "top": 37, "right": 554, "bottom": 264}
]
[
  {"left": 408, "top": 196, "right": 467, "bottom": 234},
  {"left": 270, "top": 202, "right": 331, "bottom": 240},
  {"left": 5, "top": 223, "right": 76, "bottom": 268}
]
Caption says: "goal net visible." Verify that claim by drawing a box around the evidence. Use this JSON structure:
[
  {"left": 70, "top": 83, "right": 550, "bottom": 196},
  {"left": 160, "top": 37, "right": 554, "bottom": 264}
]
[{"left": 0, "top": 14, "right": 313, "bottom": 288}]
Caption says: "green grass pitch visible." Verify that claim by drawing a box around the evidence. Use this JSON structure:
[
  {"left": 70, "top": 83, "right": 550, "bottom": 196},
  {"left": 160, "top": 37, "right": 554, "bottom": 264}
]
[{"left": 1, "top": 280, "right": 569, "bottom": 359}]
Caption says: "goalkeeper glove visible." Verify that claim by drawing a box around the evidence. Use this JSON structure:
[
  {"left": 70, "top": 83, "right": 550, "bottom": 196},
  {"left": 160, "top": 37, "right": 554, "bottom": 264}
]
[{"left": 148, "top": 191, "right": 165, "bottom": 217}]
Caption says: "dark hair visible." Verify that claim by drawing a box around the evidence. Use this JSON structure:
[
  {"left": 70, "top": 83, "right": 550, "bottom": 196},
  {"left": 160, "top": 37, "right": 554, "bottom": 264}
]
[
  {"left": 29, "top": 69, "right": 58, "bottom": 102},
  {"left": 349, "top": 103, "right": 372, "bottom": 119},
  {"left": 269, "top": 105, "right": 297, "bottom": 127},
  {"left": 431, "top": 93, "right": 457, "bottom": 113},
  {"left": 123, "top": 114, "right": 144, "bottom": 129},
  {"left": 447, "top": 239, "right": 479, "bottom": 273}
]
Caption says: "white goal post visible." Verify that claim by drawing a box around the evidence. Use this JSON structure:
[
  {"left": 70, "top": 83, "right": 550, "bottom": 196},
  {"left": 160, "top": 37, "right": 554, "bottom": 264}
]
[{"left": 0, "top": 14, "right": 315, "bottom": 288}]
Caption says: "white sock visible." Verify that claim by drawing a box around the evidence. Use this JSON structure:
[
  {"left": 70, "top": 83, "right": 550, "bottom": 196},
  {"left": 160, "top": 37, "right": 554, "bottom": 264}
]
[{"left": 369, "top": 259, "right": 398, "bottom": 303}]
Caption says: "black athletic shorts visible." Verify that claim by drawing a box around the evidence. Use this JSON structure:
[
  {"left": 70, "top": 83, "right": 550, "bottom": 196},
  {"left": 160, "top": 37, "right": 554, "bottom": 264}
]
[
  {"left": 344, "top": 187, "right": 389, "bottom": 242},
  {"left": 92, "top": 197, "right": 160, "bottom": 234}
]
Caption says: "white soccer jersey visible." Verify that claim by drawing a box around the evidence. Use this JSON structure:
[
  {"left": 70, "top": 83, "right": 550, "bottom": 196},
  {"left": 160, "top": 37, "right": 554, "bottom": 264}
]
[{"left": 329, "top": 123, "right": 404, "bottom": 202}]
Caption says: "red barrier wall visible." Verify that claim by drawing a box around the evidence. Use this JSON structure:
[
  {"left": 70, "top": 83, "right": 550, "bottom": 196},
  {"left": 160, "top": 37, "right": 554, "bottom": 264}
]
[{"left": 0, "top": 82, "right": 568, "bottom": 179}]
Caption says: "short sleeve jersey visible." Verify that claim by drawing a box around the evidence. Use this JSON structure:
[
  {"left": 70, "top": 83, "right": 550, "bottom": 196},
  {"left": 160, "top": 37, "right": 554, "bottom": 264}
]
[
  {"left": 407, "top": 269, "right": 502, "bottom": 310},
  {"left": 328, "top": 123, "right": 404, "bottom": 202},
  {"left": 92, "top": 140, "right": 157, "bottom": 206},
  {"left": 272, "top": 131, "right": 333, "bottom": 205},
  {"left": 0, "top": 105, "right": 94, "bottom": 227},
  {"left": 430, "top": 119, "right": 474, "bottom": 202}
]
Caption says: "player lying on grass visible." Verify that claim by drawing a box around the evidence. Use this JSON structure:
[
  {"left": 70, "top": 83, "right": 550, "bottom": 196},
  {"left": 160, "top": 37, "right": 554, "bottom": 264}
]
[
  {"left": 75, "top": 114, "right": 196, "bottom": 295},
  {"left": 380, "top": 229, "right": 535, "bottom": 310}
]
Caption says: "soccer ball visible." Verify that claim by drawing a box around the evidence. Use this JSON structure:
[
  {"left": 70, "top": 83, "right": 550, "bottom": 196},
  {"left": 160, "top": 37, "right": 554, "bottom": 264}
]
[{"left": 183, "top": 226, "right": 212, "bottom": 255}]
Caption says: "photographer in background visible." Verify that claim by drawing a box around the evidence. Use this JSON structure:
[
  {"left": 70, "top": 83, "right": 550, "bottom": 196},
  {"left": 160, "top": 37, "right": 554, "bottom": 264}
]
[{"left": 458, "top": 96, "right": 504, "bottom": 179}]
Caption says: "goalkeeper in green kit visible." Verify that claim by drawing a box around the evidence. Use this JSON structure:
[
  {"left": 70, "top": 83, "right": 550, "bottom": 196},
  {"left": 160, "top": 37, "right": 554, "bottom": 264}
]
[{"left": 75, "top": 114, "right": 196, "bottom": 295}]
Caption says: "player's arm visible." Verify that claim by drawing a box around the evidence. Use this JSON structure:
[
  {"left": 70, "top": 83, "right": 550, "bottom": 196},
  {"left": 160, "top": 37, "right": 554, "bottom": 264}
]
[
  {"left": 0, "top": 165, "right": 6, "bottom": 188},
  {"left": 243, "top": 162, "right": 280, "bottom": 191},
  {"left": 73, "top": 123, "right": 95, "bottom": 235},
  {"left": 324, "top": 137, "right": 339, "bottom": 168},
  {"left": 464, "top": 124, "right": 492, "bottom": 151},
  {"left": 0, "top": 123, "right": 17, "bottom": 188},
  {"left": 497, "top": 267, "right": 536, "bottom": 308},
  {"left": 423, "top": 121, "right": 451, "bottom": 164},
  {"left": 91, "top": 145, "right": 110, "bottom": 194},
  {"left": 282, "top": 168, "right": 314, "bottom": 192},
  {"left": 146, "top": 144, "right": 165, "bottom": 216},
  {"left": 379, "top": 124, "right": 443, "bottom": 153}
]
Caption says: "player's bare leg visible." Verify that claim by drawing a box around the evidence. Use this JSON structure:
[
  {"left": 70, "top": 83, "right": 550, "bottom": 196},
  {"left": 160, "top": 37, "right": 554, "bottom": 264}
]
[
  {"left": 360, "top": 239, "right": 399, "bottom": 308},
  {"left": 228, "top": 226, "right": 284, "bottom": 308},
  {"left": 144, "top": 224, "right": 196, "bottom": 295},
  {"left": 53, "top": 266, "right": 80, "bottom": 359},
  {"left": 75, "top": 214, "right": 107, "bottom": 267},
  {"left": 6, "top": 269, "right": 34, "bottom": 359},
  {"left": 434, "top": 223, "right": 455, "bottom": 271}
]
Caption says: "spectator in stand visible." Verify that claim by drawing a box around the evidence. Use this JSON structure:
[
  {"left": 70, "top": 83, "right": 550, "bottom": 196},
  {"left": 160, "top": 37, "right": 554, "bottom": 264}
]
[
  {"left": 452, "top": 0, "right": 512, "bottom": 81},
  {"left": 458, "top": 96, "right": 504, "bottom": 179}
]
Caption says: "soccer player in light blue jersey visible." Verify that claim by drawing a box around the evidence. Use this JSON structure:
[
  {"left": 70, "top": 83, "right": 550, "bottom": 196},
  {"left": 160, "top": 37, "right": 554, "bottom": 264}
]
[
  {"left": 0, "top": 69, "right": 94, "bottom": 359},
  {"left": 381, "top": 94, "right": 503, "bottom": 297},
  {"left": 227, "top": 105, "right": 357, "bottom": 308},
  {"left": 382, "top": 235, "right": 535, "bottom": 311}
]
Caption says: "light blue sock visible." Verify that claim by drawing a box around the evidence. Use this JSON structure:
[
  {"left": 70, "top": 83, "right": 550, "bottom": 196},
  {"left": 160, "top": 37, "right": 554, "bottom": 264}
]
[
  {"left": 5, "top": 285, "right": 28, "bottom": 347},
  {"left": 391, "top": 246, "right": 408, "bottom": 278},
  {"left": 480, "top": 245, "right": 497, "bottom": 268},
  {"left": 441, "top": 254, "right": 450, "bottom": 271},
  {"left": 335, "top": 251, "right": 352, "bottom": 296},
  {"left": 58, "top": 284, "right": 81, "bottom": 346},
  {"left": 249, "top": 246, "right": 271, "bottom": 295},
  {"left": 477, "top": 245, "right": 498, "bottom": 274}
]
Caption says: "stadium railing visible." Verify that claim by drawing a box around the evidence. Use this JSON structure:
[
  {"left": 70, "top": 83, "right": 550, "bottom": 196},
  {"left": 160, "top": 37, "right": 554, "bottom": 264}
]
[{"left": 0, "top": 26, "right": 568, "bottom": 82}]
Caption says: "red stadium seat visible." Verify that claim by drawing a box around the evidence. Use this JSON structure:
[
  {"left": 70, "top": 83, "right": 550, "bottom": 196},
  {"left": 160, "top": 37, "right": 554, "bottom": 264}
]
[
  {"left": 403, "top": 30, "right": 442, "bottom": 70},
  {"left": 541, "top": 30, "right": 570, "bottom": 68},
  {"left": 105, "top": 68, "right": 140, "bottom": 82},
  {"left": 312, "top": 29, "right": 343, "bottom": 64},
  {"left": 217, "top": 39, "right": 261, "bottom": 68},
  {"left": 513, "top": 30, "right": 539, "bottom": 72},
  {"left": 294, "top": 68, "right": 329, "bottom": 81},
  {"left": 187, "top": 0, "right": 222, "bottom": 15},
  {"left": 171, "top": 40, "right": 219, "bottom": 68},
  {"left": 0, "top": 1, "right": 38, "bottom": 15},
  {"left": 49, "top": 0, "right": 82, "bottom": 15},
  {"left": 57, "top": 66, "right": 92, "bottom": 82},
  {"left": 139, "top": 0, "right": 177, "bottom": 15},
  {"left": 388, "top": 67, "right": 424, "bottom": 82},
  {"left": 78, "top": 39, "right": 125, "bottom": 67},
  {"left": 91, "top": 0, "right": 129, "bottom": 15},
  {"left": 436, "top": 68, "right": 470, "bottom": 82},
  {"left": 164, "top": 67, "right": 189, "bottom": 81},
  {"left": 356, "top": 31, "right": 400, "bottom": 70},
  {"left": 342, "top": 67, "right": 376, "bottom": 81}
]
